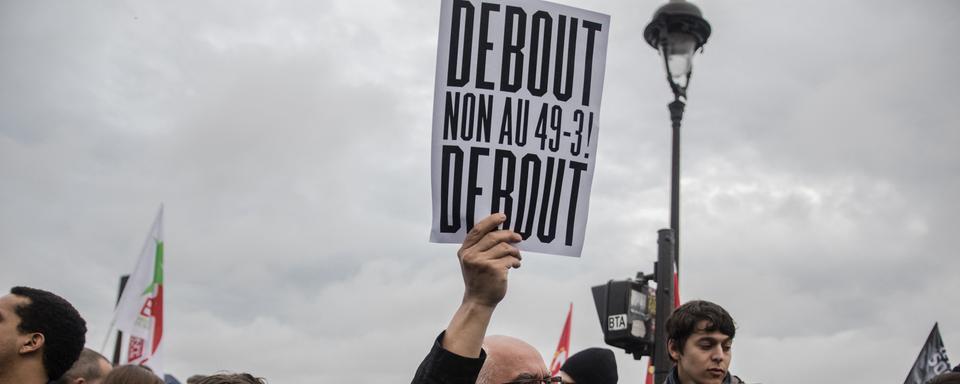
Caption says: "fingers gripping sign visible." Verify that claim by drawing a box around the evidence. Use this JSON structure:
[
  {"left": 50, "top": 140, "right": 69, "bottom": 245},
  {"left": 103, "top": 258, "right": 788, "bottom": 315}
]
[
  {"left": 458, "top": 213, "right": 523, "bottom": 308},
  {"left": 442, "top": 213, "right": 523, "bottom": 358}
]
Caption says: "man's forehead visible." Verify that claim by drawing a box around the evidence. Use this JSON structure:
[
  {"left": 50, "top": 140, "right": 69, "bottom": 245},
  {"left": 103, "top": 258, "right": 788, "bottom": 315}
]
[
  {"left": 502, "top": 356, "right": 548, "bottom": 379},
  {"left": 690, "top": 320, "right": 732, "bottom": 341},
  {"left": 494, "top": 350, "right": 547, "bottom": 382},
  {"left": 689, "top": 330, "right": 731, "bottom": 341},
  {"left": 0, "top": 294, "right": 29, "bottom": 318},
  {"left": 0, "top": 293, "right": 28, "bottom": 309}
]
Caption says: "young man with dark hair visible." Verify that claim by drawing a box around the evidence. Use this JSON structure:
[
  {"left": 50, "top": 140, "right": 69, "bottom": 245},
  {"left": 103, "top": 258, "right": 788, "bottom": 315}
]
[
  {"left": 928, "top": 372, "right": 960, "bottom": 384},
  {"left": 664, "top": 300, "right": 743, "bottom": 384},
  {"left": 52, "top": 348, "right": 113, "bottom": 384},
  {"left": 0, "top": 286, "right": 88, "bottom": 384}
]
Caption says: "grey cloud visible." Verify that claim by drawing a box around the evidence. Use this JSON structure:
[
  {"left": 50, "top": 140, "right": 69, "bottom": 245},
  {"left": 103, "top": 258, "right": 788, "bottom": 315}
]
[{"left": 2, "top": 0, "right": 959, "bottom": 383}]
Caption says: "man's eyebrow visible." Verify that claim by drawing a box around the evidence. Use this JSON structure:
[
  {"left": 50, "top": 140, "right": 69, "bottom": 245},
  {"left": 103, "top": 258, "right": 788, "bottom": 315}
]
[
  {"left": 696, "top": 335, "right": 732, "bottom": 343},
  {"left": 512, "top": 373, "right": 537, "bottom": 380}
]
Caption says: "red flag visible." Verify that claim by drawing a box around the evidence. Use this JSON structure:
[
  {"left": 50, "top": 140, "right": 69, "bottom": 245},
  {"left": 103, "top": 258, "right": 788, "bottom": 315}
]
[
  {"left": 645, "top": 360, "right": 655, "bottom": 384},
  {"left": 549, "top": 303, "right": 573, "bottom": 376},
  {"left": 674, "top": 270, "right": 680, "bottom": 308}
]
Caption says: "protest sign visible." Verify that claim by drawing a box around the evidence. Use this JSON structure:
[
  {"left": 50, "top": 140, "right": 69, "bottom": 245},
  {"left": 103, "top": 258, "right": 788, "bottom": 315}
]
[{"left": 429, "top": 0, "right": 610, "bottom": 257}]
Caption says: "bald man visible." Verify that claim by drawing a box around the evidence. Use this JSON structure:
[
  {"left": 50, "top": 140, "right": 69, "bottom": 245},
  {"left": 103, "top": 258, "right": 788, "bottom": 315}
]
[
  {"left": 477, "top": 336, "right": 549, "bottom": 383},
  {"left": 412, "top": 214, "right": 557, "bottom": 384},
  {"left": 52, "top": 348, "right": 113, "bottom": 384}
]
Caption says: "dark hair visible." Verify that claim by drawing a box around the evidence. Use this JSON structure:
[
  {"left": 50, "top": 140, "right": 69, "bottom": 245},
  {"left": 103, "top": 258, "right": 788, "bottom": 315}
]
[
  {"left": 10, "top": 286, "right": 87, "bottom": 381},
  {"left": 929, "top": 372, "right": 960, "bottom": 384},
  {"left": 665, "top": 300, "right": 735, "bottom": 358},
  {"left": 102, "top": 364, "right": 164, "bottom": 384},
  {"left": 194, "top": 373, "right": 268, "bottom": 384},
  {"left": 52, "top": 348, "right": 111, "bottom": 384}
]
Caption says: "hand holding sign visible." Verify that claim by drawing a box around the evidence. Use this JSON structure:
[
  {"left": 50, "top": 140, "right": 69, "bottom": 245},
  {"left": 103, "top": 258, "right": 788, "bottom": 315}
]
[
  {"left": 441, "top": 213, "right": 522, "bottom": 359},
  {"left": 458, "top": 213, "right": 523, "bottom": 308}
]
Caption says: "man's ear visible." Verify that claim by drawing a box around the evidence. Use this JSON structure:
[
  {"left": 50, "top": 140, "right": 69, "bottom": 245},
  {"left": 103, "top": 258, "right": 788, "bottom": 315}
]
[
  {"left": 668, "top": 339, "right": 681, "bottom": 361},
  {"left": 74, "top": 378, "right": 86, "bottom": 384},
  {"left": 19, "top": 332, "right": 44, "bottom": 354}
]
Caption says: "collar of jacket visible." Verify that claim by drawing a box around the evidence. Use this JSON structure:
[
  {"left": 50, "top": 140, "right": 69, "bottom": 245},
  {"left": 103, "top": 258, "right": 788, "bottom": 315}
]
[{"left": 662, "top": 367, "right": 736, "bottom": 384}]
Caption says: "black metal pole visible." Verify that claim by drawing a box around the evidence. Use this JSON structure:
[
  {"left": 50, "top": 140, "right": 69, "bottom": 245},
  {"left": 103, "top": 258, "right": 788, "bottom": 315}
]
[
  {"left": 112, "top": 274, "right": 129, "bottom": 365},
  {"left": 668, "top": 99, "right": 685, "bottom": 281},
  {"left": 654, "top": 229, "right": 676, "bottom": 384}
]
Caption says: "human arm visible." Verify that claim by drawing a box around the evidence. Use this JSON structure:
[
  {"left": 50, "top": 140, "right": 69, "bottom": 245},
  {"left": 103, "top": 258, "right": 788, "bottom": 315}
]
[
  {"left": 411, "top": 213, "right": 521, "bottom": 384},
  {"left": 442, "top": 213, "right": 522, "bottom": 357}
]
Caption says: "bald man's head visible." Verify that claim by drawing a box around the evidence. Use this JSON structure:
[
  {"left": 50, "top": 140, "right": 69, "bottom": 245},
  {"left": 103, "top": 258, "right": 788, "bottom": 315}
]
[
  {"left": 477, "top": 335, "right": 548, "bottom": 384},
  {"left": 52, "top": 348, "right": 112, "bottom": 384}
]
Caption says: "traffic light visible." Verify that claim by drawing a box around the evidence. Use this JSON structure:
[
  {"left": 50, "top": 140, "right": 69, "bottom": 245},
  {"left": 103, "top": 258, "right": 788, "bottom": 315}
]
[
  {"left": 592, "top": 229, "right": 676, "bottom": 383},
  {"left": 591, "top": 273, "right": 656, "bottom": 359}
]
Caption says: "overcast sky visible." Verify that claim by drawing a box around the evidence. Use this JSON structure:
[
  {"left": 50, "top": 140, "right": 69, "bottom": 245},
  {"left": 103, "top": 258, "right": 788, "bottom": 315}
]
[{"left": 2, "top": 0, "right": 958, "bottom": 383}]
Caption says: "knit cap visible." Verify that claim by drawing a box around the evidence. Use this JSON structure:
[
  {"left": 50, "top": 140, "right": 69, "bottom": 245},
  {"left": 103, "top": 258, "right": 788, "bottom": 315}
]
[{"left": 560, "top": 348, "right": 618, "bottom": 384}]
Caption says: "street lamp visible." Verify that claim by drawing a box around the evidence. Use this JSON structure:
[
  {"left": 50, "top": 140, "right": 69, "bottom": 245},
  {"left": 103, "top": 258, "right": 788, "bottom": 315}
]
[
  {"left": 643, "top": 0, "right": 711, "bottom": 296},
  {"left": 644, "top": 1, "right": 711, "bottom": 382},
  {"left": 591, "top": 4, "right": 712, "bottom": 382}
]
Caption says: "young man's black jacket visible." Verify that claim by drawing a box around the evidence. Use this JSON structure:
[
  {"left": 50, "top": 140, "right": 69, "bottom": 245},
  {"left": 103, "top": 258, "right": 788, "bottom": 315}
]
[{"left": 662, "top": 367, "right": 745, "bottom": 384}]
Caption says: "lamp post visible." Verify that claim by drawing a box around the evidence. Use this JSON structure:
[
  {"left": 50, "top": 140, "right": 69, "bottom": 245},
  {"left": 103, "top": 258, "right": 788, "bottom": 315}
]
[
  {"left": 643, "top": 0, "right": 711, "bottom": 298},
  {"left": 644, "top": 2, "right": 710, "bottom": 382}
]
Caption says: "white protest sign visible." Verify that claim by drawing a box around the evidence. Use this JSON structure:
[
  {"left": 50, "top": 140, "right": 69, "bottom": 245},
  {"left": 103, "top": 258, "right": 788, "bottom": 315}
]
[{"left": 430, "top": 0, "right": 610, "bottom": 257}]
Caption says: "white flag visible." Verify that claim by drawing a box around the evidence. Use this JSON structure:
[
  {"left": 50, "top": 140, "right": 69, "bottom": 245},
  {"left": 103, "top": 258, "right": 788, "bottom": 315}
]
[{"left": 108, "top": 205, "right": 165, "bottom": 377}]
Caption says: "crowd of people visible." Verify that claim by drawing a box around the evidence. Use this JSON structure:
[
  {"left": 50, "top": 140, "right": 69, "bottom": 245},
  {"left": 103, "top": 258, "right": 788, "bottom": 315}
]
[
  {"left": 411, "top": 213, "right": 744, "bottom": 384},
  {"left": 407, "top": 213, "right": 960, "bottom": 384},
  {"left": 3, "top": 213, "right": 959, "bottom": 383}
]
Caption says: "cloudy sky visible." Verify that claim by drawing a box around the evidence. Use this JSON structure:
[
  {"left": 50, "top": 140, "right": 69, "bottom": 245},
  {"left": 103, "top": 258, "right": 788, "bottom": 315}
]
[{"left": 2, "top": 0, "right": 958, "bottom": 383}]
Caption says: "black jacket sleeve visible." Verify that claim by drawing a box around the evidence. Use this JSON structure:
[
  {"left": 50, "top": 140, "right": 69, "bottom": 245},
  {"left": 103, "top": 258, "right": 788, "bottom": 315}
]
[{"left": 412, "top": 331, "right": 486, "bottom": 384}]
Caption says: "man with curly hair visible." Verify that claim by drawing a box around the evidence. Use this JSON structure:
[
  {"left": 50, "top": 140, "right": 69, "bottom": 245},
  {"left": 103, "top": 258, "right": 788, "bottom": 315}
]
[{"left": 0, "top": 286, "right": 87, "bottom": 384}]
